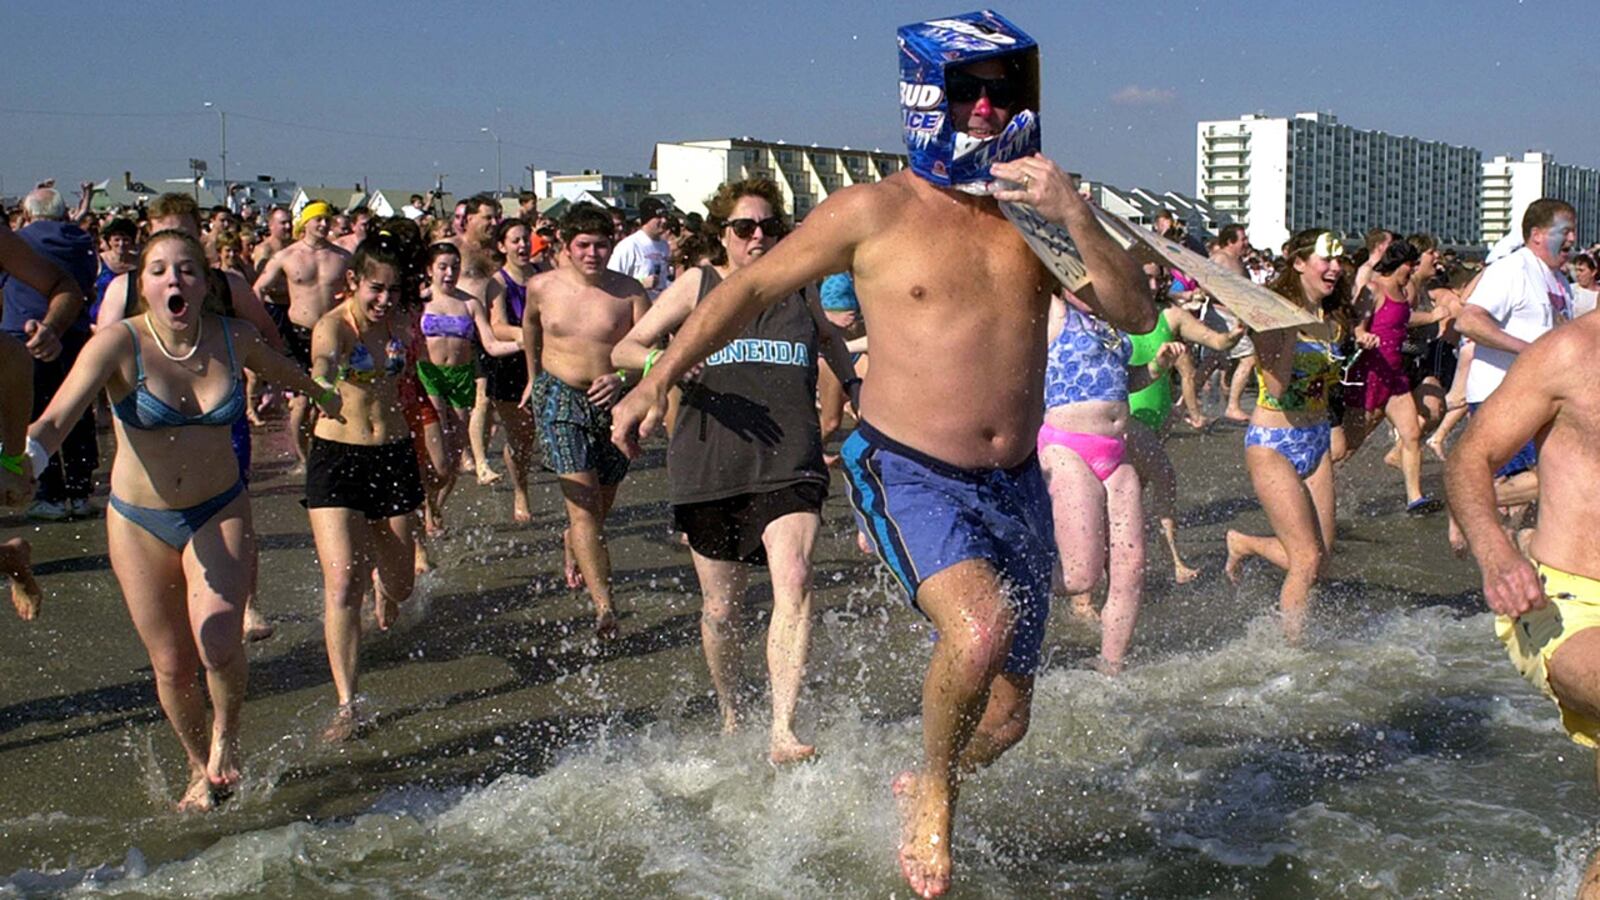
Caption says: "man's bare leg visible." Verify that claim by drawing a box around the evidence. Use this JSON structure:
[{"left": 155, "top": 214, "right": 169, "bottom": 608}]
[
  {"left": 470, "top": 380, "right": 501, "bottom": 484},
  {"left": 1542, "top": 630, "right": 1600, "bottom": 899},
  {"left": 287, "top": 395, "right": 312, "bottom": 473},
  {"left": 1224, "top": 356, "right": 1256, "bottom": 421},
  {"left": 1174, "top": 353, "right": 1209, "bottom": 428},
  {"left": 559, "top": 473, "right": 618, "bottom": 638},
  {"left": 762, "top": 511, "right": 820, "bottom": 764},
  {"left": 0, "top": 537, "right": 42, "bottom": 620},
  {"left": 894, "top": 560, "right": 1020, "bottom": 899}
]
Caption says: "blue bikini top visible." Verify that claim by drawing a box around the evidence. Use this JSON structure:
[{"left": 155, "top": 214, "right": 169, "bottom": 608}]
[
  {"left": 112, "top": 317, "right": 246, "bottom": 430},
  {"left": 1044, "top": 306, "right": 1132, "bottom": 409},
  {"left": 420, "top": 311, "right": 474, "bottom": 339}
]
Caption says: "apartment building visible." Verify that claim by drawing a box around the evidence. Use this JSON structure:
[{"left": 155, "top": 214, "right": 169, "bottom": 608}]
[
  {"left": 1481, "top": 151, "right": 1600, "bottom": 247},
  {"left": 653, "top": 138, "right": 906, "bottom": 219}
]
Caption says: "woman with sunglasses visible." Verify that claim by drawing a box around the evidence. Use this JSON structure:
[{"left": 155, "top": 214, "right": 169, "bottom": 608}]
[
  {"left": 611, "top": 178, "right": 858, "bottom": 763},
  {"left": 1224, "top": 230, "right": 1350, "bottom": 641}
]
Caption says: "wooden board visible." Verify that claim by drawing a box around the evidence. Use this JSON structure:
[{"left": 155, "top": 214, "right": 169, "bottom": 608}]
[{"left": 1001, "top": 196, "right": 1322, "bottom": 334}]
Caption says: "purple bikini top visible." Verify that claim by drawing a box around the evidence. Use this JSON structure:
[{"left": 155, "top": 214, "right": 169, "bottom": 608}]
[{"left": 420, "top": 311, "right": 474, "bottom": 340}]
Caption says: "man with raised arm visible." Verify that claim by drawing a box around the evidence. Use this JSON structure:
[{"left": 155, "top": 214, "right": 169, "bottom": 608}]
[{"left": 610, "top": 13, "right": 1150, "bottom": 898}]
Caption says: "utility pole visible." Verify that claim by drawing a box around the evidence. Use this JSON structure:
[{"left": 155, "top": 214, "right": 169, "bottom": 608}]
[
  {"left": 525, "top": 164, "right": 537, "bottom": 193},
  {"left": 481, "top": 127, "right": 502, "bottom": 196},
  {"left": 204, "top": 102, "right": 228, "bottom": 199}
]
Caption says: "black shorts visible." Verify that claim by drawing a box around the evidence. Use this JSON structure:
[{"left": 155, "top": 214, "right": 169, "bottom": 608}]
[
  {"left": 264, "top": 301, "right": 291, "bottom": 343},
  {"left": 1424, "top": 339, "right": 1458, "bottom": 392},
  {"left": 483, "top": 352, "right": 529, "bottom": 404},
  {"left": 305, "top": 436, "right": 424, "bottom": 520},
  {"left": 285, "top": 323, "right": 314, "bottom": 371},
  {"left": 673, "top": 481, "right": 826, "bottom": 564}
]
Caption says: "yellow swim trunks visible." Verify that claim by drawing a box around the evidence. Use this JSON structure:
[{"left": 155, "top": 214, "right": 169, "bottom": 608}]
[{"left": 1496, "top": 562, "right": 1600, "bottom": 748}]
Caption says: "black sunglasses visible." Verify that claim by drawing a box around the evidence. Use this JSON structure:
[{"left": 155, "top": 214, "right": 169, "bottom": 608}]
[
  {"left": 726, "top": 217, "right": 787, "bottom": 239},
  {"left": 945, "top": 71, "right": 1020, "bottom": 108}
]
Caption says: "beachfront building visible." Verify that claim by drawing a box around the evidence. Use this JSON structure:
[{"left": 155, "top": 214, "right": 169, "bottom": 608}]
[
  {"left": 531, "top": 170, "right": 655, "bottom": 217},
  {"left": 652, "top": 138, "right": 906, "bottom": 219},
  {"left": 1481, "top": 152, "right": 1600, "bottom": 248},
  {"left": 1196, "top": 112, "right": 1480, "bottom": 251},
  {"left": 1082, "top": 182, "right": 1235, "bottom": 244}
]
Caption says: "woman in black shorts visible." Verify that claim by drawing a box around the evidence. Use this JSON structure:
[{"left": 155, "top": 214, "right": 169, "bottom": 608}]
[
  {"left": 612, "top": 178, "right": 858, "bottom": 764},
  {"left": 483, "top": 218, "right": 540, "bottom": 522},
  {"left": 305, "top": 234, "right": 426, "bottom": 741}
]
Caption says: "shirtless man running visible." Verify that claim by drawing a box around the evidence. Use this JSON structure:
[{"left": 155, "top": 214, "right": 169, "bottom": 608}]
[
  {"left": 523, "top": 203, "right": 648, "bottom": 638},
  {"left": 610, "top": 14, "right": 1150, "bottom": 897},
  {"left": 254, "top": 201, "right": 352, "bottom": 467},
  {"left": 1446, "top": 306, "right": 1600, "bottom": 898},
  {"left": 453, "top": 194, "right": 509, "bottom": 484}
]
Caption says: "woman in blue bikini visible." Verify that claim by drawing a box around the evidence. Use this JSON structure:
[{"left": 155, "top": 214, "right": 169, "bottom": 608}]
[
  {"left": 26, "top": 229, "right": 336, "bottom": 811},
  {"left": 1223, "top": 229, "right": 1349, "bottom": 641}
]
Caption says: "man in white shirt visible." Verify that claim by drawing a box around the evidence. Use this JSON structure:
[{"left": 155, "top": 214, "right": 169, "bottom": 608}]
[
  {"left": 1454, "top": 197, "right": 1576, "bottom": 495},
  {"left": 607, "top": 197, "right": 671, "bottom": 301},
  {"left": 1571, "top": 253, "right": 1598, "bottom": 319}
]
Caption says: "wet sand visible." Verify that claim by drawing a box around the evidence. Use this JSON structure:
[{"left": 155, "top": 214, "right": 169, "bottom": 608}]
[{"left": 0, "top": 413, "right": 1533, "bottom": 891}]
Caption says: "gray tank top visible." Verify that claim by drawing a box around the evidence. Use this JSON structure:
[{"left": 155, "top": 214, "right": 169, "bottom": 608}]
[{"left": 667, "top": 265, "right": 827, "bottom": 504}]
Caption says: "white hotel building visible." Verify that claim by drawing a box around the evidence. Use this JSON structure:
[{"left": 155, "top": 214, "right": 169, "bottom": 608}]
[
  {"left": 1196, "top": 112, "right": 1480, "bottom": 251},
  {"left": 652, "top": 138, "right": 905, "bottom": 219},
  {"left": 1481, "top": 151, "right": 1600, "bottom": 247}
]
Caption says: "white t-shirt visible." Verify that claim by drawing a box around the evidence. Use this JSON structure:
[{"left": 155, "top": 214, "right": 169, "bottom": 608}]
[
  {"left": 1572, "top": 285, "right": 1599, "bottom": 319},
  {"left": 607, "top": 229, "right": 670, "bottom": 301},
  {"left": 1464, "top": 246, "right": 1571, "bottom": 403}
]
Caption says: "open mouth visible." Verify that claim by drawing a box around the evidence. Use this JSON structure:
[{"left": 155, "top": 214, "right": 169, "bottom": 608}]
[{"left": 167, "top": 293, "right": 188, "bottom": 316}]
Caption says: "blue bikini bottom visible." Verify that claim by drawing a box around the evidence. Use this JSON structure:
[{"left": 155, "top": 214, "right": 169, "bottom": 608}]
[
  {"left": 109, "top": 480, "right": 246, "bottom": 550},
  {"left": 1245, "top": 422, "right": 1331, "bottom": 478}
]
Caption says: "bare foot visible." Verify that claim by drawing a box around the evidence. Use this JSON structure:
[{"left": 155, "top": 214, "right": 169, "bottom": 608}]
[
  {"left": 563, "top": 529, "right": 586, "bottom": 590},
  {"left": 856, "top": 530, "right": 874, "bottom": 556},
  {"left": 246, "top": 410, "right": 266, "bottom": 428},
  {"left": 1224, "top": 530, "right": 1247, "bottom": 585},
  {"left": 1172, "top": 561, "right": 1201, "bottom": 585},
  {"left": 893, "top": 771, "right": 953, "bottom": 899},
  {"left": 1224, "top": 407, "right": 1250, "bottom": 423},
  {"left": 594, "top": 609, "right": 619, "bottom": 641},
  {"left": 242, "top": 603, "right": 274, "bottom": 642},
  {"left": 1093, "top": 655, "right": 1125, "bottom": 677},
  {"left": 1425, "top": 439, "right": 1447, "bottom": 463},
  {"left": 1383, "top": 445, "right": 1402, "bottom": 469},
  {"left": 457, "top": 456, "right": 476, "bottom": 476},
  {"left": 476, "top": 465, "right": 503, "bottom": 486},
  {"left": 1185, "top": 414, "right": 1212, "bottom": 431},
  {"left": 512, "top": 494, "right": 532, "bottom": 524},
  {"left": 207, "top": 730, "right": 241, "bottom": 798},
  {"left": 769, "top": 732, "right": 817, "bottom": 765},
  {"left": 1280, "top": 605, "right": 1307, "bottom": 645},
  {"left": 287, "top": 460, "right": 307, "bottom": 478},
  {"left": 176, "top": 771, "right": 216, "bottom": 813},
  {"left": 1, "top": 538, "right": 42, "bottom": 621},
  {"left": 1448, "top": 519, "right": 1468, "bottom": 558},
  {"left": 373, "top": 571, "right": 399, "bottom": 631},
  {"left": 414, "top": 542, "right": 433, "bottom": 575},
  {"left": 1069, "top": 594, "right": 1100, "bottom": 624},
  {"left": 322, "top": 701, "right": 366, "bottom": 743}
]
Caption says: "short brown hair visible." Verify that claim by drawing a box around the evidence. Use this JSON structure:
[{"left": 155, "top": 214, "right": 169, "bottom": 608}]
[
  {"left": 704, "top": 178, "right": 788, "bottom": 226},
  {"left": 147, "top": 192, "right": 201, "bottom": 229},
  {"left": 1522, "top": 198, "right": 1577, "bottom": 241},
  {"left": 1218, "top": 224, "right": 1247, "bottom": 246}
]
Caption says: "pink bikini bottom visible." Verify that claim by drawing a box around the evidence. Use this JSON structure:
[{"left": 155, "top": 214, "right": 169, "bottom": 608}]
[{"left": 1037, "top": 424, "right": 1126, "bottom": 482}]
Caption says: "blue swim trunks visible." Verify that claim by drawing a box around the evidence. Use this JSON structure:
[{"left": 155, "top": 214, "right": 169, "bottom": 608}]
[
  {"left": 1244, "top": 422, "right": 1331, "bottom": 478},
  {"left": 1467, "top": 402, "right": 1538, "bottom": 478},
  {"left": 840, "top": 420, "right": 1056, "bottom": 675}
]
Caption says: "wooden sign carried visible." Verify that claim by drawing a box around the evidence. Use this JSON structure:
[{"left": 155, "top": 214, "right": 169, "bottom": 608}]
[{"left": 1002, "top": 197, "right": 1323, "bottom": 335}]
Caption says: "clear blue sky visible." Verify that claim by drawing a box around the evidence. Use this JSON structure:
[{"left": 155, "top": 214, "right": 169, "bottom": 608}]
[{"left": 3, "top": 0, "right": 1595, "bottom": 200}]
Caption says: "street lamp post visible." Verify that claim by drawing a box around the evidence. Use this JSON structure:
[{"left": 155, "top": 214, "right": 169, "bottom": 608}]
[
  {"left": 203, "top": 101, "right": 228, "bottom": 196},
  {"left": 480, "top": 127, "right": 502, "bottom": 196}
]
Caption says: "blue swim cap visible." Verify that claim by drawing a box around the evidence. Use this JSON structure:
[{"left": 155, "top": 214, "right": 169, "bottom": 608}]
[
  {"left": 820, "top": 273, "right": 859, "bottom": 312},
  {"left": 897, "top": 10, "right": 1041, "bottom": 193}
]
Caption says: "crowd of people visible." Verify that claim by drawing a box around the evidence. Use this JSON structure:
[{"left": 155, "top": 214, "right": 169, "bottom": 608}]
[{"left": 5, "top": 11, "right": 1600, "bottom": 898}]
